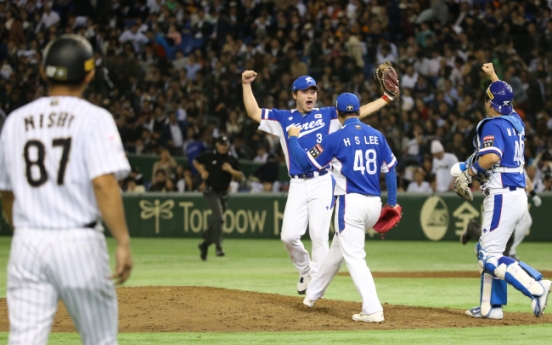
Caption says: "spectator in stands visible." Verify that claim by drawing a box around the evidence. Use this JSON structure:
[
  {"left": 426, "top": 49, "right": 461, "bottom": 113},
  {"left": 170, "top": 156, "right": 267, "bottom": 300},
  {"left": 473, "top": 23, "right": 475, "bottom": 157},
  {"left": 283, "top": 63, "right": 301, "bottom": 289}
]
[
  {"left": 151, "top": 149, "right": 177, "bottom": 184},
  {"left": 431, "top": 140, "right": 459, "bottom": 192},
  {"left": 162, "top": 112, "right": 188, "bottom": 156},
  {"left": 149, "top": 170, "right": 169, "bottom": 192},
  {"left": 176, "top": 166, "right": 195, "bottom": 192},
  {"left": 230, "top": 135, "right": 254, "bottom": 160},
  {"left": 124, "top": 178, "right": 146, "bottom": 194},
  {"left": 407, "top": 168, "right": 433, "bottom": 193},
  {"left": 253, "top": 145, "right": 269, "bottom": 164}
]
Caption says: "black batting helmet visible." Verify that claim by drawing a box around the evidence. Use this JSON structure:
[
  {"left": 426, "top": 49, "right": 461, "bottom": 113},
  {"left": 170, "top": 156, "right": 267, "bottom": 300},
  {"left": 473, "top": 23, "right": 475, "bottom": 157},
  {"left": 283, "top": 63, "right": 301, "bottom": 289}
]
[{"left": 42, "top": 34, "right": 95, "bottom": 83}]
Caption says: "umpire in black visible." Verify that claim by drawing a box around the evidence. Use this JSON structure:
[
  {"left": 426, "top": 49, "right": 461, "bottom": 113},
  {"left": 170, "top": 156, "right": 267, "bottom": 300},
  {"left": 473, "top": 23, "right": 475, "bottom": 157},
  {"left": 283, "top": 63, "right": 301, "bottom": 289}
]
[{"left": 193, "top": 135, "right": 243, "bottom": 260}]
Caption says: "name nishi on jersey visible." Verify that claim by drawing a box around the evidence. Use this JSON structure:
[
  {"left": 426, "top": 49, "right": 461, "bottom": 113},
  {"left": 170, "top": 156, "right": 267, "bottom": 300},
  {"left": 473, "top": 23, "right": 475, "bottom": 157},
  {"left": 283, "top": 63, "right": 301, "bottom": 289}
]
[
  {"left": 343, "top": 136, "right": 379, "bottom": 146},
  {"left": 24, "top": 112, "right": 76, "bottom": 131}
]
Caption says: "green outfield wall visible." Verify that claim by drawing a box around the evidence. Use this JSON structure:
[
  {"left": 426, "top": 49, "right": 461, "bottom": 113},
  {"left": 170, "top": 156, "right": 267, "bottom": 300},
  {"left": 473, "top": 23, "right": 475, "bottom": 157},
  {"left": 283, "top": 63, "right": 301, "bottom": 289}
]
[
  {"left": 1, "top": 193, "right": 550, "bottom": 241},
  {"left": 127, "top": 154, "right": 289, "bottom": 182}
]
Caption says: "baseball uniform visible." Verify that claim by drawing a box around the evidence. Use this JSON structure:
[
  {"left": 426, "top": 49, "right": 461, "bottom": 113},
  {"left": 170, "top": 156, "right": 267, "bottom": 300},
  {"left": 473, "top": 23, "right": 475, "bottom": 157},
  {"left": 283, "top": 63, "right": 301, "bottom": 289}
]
[
  {"left": 258, "top": 76, "right": 340, "bottom": 291},
  {"left": 432, "top": 152, "right": 459, "bottom": 192},
  {"left": 289, "top": 93, "right": 398, "bottom": 322},
  {"left": 0, "top": 96, "right": 130, "bottom": 344},
  {"left": 465, "top": 81, "right": 551, "bottom": 319}
]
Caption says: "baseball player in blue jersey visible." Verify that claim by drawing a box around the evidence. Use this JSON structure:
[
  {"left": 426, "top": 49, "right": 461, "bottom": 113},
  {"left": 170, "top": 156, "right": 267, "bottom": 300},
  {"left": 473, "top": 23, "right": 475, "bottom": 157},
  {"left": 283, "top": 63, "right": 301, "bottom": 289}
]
[
  {"left": 287, "top": 93, "right": 398, "bottom": 323},
  {"left": 242, "top": 71, "right": 397, "bottom": 294},
  {"left": 454, "top": 63, "right": 551, "bottom": 319}
]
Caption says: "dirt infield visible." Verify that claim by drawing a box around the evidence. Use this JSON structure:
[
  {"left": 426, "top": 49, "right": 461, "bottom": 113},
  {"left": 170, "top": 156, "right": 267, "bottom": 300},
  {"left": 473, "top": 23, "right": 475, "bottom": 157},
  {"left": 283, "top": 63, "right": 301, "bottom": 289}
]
[{"left": 0, "top": 276, "right": 551, "bottom": 333}]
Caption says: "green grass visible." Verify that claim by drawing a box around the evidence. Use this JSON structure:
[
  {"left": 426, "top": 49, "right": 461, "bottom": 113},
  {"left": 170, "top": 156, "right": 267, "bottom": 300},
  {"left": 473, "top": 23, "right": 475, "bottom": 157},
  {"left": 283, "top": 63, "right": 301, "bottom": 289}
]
[
  {"left": 0, "top": 238, "right": 550, "bottom": 344},
  {"left": 1, "top": 326, "right": 552, "bottom": 345}
]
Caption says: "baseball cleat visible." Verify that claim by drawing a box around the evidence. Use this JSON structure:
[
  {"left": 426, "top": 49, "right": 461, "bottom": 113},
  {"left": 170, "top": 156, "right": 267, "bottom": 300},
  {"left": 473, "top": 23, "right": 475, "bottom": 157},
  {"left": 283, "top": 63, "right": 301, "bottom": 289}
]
[
  {"left": 532, "top": 279, "right": 551, "bottom": 317},
  {"left": 303, "top": 296, "right": 316, "bottom": 307},
  {"left": 297, "top": 275, "right": 310, "bottom": 295},
  {"left": 352, "top": 311, "right": 384, "bottom": 323},
  {"left": 216, "top": 248, "right": 225, "bottom": 257},
  {"left": 465, "top": 306, "right": 503, "bottom": 319},
  {"left": 198, "top": 242, "right": 208, "bottom": 261}
]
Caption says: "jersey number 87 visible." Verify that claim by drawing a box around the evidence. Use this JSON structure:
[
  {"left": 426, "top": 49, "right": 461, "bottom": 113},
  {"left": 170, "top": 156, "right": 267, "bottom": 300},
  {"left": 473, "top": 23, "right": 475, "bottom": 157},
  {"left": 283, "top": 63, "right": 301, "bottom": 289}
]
[
  {"left": 24, "top": 138, "right": 72, "bottom": 187},
  {"left": 354, "top": 149, "right": 378, "bottom": 175}
]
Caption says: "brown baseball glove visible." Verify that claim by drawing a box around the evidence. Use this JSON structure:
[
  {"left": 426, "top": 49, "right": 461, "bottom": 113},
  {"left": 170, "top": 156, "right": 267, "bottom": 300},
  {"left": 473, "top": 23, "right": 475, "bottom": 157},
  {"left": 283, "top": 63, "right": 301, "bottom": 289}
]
[
  {"left": 373, "top": 204, "right": 402, "bottom": 239},
  {"left": 375, "top": 61, "right": 400, "bottom": 99}
]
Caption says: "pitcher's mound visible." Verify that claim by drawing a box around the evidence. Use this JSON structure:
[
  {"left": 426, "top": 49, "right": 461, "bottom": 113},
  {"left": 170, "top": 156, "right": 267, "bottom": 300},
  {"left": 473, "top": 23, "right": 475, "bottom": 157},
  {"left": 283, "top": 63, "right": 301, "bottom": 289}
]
[{"left": 1, "top": 286, "right": 549, "bottom": 333}]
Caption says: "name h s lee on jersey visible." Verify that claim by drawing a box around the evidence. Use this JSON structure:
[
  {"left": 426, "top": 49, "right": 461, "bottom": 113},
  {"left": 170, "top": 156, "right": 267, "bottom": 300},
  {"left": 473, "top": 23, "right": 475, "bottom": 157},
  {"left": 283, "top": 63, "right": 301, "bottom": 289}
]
[{"left": 343, "top": 135, "right": 380, "bottom": 146}]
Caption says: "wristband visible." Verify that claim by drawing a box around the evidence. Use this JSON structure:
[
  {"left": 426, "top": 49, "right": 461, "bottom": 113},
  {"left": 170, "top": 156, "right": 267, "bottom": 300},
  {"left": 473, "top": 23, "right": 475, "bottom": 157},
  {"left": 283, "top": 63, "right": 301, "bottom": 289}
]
[
  {"left": 470, "top": 161, "right": 486, "bottom": 175},
  {"left": 529, "top": 190, "right": 537, "bottom": 198},
  {"left": 382, "top": 94, "right": 393, "bottom": 103}
]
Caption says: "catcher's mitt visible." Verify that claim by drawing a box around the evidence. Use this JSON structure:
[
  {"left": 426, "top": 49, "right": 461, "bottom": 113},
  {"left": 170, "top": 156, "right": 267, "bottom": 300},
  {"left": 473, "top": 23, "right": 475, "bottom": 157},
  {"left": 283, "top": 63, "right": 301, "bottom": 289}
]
[
  {"left": 454, "top": 171, "right": 473, "bottom": 201},
  {"left": 373, "top": 204, "right": 402, "bottom": 239},
  {"left": 375, "top": 61, "right": 400, "bottom": 99}
]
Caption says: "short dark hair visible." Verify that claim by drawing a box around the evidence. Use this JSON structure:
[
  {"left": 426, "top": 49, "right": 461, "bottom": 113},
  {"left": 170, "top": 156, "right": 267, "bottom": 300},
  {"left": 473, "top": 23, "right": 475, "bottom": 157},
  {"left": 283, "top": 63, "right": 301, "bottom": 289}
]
[{"left": 337, "top": 110, "right": 360, "bottom": 117}]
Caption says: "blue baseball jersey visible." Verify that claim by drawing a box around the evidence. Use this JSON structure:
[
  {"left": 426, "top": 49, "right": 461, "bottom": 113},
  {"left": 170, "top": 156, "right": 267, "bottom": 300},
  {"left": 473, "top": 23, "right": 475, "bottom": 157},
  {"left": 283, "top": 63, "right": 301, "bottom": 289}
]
[
  {"left": 259, "top": 107, "right": 340, "bottom": 175},
  {"left": 303, "top": 118, "right": 397, "bottom": 196},
  {"left": 477, "top": 111, "right": 526, "bottom": 189}
]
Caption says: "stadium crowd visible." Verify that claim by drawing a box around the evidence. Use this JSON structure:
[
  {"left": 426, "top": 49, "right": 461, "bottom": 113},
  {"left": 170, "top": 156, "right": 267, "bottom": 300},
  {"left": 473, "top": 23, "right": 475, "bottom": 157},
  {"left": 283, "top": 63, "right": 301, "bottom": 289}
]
[{"left": 1, "top": 0, "right": 552, "bottom": 193}]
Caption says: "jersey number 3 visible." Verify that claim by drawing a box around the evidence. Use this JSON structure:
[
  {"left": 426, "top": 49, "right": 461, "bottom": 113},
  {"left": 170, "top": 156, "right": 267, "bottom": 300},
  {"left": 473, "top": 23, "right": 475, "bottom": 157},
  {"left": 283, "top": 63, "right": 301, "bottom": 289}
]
[
  {"left": 353, "top": 149, "right": 377, "bottom": 175},
  {"left": 24, "top": 138, "right": 72, "bottom": 187}
]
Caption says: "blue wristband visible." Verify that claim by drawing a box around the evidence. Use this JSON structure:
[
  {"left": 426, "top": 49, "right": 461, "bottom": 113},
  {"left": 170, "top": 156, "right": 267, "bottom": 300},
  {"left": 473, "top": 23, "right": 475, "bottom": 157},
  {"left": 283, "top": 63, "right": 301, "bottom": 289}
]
[{"left": 471, "top": 161, "right": 486, "bottom": 175}]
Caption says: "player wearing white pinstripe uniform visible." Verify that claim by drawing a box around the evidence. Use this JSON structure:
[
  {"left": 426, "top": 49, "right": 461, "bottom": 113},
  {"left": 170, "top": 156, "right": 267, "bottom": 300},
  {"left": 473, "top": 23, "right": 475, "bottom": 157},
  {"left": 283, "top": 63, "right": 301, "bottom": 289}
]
[{"left": 0, "top": 35, "right": 133, "bottom": 345}]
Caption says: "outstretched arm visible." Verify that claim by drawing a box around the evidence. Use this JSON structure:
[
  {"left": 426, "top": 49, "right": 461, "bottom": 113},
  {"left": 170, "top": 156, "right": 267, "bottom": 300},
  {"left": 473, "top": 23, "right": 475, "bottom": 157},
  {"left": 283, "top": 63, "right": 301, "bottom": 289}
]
[
  {"left": 242, "top": 70, "right": 262, "bottom": 123},
  {"left": 359, "top": 97, "right": 390, "bottom": 120}
]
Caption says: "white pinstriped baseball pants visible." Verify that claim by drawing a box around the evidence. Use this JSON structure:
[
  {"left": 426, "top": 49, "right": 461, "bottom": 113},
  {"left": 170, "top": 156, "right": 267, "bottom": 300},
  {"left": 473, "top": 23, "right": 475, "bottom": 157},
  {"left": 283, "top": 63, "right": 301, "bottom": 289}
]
[{"left": 7, "top": 228, "right": 118, "bottom": 345}]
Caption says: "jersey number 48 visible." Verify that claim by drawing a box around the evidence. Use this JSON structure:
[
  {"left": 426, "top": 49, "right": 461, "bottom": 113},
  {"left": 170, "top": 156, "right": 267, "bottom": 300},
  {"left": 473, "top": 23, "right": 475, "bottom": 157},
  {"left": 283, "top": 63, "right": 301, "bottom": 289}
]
[{"left": 353, "top": 149, "right": 378, "bottom": 175}]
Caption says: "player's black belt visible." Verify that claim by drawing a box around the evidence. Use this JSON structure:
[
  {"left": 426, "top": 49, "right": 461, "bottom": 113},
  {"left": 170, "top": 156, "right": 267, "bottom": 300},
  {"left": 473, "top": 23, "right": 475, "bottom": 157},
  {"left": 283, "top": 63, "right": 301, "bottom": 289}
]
[
  {"left": 84, "top": 221, "right": 97, "bottom": 228},
  {"left": 290, "top": 169, "right": 329, "bottom": 180},
  {"left": 483, "top": 186, "right": 523, "bottom": 196}
]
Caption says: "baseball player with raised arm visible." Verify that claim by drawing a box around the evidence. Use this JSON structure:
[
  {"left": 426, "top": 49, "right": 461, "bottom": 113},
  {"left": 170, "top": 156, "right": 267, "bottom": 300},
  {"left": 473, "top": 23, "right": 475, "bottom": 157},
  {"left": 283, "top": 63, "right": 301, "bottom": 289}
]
[
  {"left": 242, "top": 66, "right": 399, "bottom": 294},
  {"left": 288, "top": 93, "right": 398, "bottom": 323},
  {"left": 0, "top": 34, "right": 133, "bottom": 344},
  {"left": 453, "top": 63, "right": 551, "bottom": 320}
]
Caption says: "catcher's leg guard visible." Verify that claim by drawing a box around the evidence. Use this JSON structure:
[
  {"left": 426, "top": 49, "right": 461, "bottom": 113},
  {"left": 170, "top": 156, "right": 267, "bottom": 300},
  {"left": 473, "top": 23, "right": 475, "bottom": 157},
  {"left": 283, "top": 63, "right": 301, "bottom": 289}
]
[
  {"left": 479, "top": 273, "right": 507, "bottom": 317},
  {"left": 479, "top": 249, "right": 546, "bottom": 299}
]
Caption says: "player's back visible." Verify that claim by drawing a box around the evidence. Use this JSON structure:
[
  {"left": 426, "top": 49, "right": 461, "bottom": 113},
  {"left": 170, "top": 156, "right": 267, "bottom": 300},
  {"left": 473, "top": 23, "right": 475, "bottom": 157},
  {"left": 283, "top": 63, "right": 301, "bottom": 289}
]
[
  {"left": 482, "top": 111, "right": 525, "bottom": 189},
  {"left": 330, "top": 119, "right": 396, "bottom": 196},
  {"left": 0, "top": 96, "right": 129, "bottom": 229}
]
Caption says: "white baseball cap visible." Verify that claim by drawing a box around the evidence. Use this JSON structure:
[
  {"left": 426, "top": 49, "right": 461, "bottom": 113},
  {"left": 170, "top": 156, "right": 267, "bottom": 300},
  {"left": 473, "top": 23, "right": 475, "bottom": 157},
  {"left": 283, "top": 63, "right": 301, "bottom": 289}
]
[{"left": 431, "top": 140, "right": 444, "bottom": 154}]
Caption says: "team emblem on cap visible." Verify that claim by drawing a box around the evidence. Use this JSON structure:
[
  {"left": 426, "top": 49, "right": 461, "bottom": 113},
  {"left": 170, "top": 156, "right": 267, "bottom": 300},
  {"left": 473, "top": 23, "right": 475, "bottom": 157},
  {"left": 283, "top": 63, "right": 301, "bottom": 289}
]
[
  {"left": 305, "top": 77, "right": 314, "bottom": 83},
  {"left": 503, "top": 100, "right": 511, "bottom": 106},
  {"left": 347, "top": 105, "right": 353, "bottom": 111}
]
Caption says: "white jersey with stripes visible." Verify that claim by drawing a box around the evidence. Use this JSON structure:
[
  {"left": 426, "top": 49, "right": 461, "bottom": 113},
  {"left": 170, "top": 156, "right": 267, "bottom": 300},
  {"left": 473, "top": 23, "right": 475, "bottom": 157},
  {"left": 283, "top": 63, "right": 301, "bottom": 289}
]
[{"left": 0, "top": 96, "right": 130, "bottom": 229}]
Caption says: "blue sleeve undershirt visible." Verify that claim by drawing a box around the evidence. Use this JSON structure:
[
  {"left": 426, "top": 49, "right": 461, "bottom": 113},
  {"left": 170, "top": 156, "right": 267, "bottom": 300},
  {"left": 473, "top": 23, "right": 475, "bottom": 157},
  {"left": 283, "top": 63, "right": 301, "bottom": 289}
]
[
  {"left": 289, "top": 136, "right": 313, "bottom": 171},
  {"left": 385, "top": 168, "right": 397, "bottom": 206}
]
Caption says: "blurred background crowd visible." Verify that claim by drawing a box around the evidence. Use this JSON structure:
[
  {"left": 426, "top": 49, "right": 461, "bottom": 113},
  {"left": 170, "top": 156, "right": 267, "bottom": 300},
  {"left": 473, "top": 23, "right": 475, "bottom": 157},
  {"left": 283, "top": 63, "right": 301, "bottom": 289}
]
[{"left": 1, "top": 0, "right": 552, "bottom": 193}]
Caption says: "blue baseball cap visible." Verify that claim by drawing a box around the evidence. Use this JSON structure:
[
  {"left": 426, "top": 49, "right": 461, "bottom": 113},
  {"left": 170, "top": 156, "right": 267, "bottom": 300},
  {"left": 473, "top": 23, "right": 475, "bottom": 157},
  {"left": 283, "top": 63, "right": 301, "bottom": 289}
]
[
  {"left": 486, "top": 80, "right": 514, "bottom": 115},
  {"left": 335, "top": 92, "right": 360, "bottom": 112},
  {"left": 292, "top": 75, "right": 319, "bottom": 92}
]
